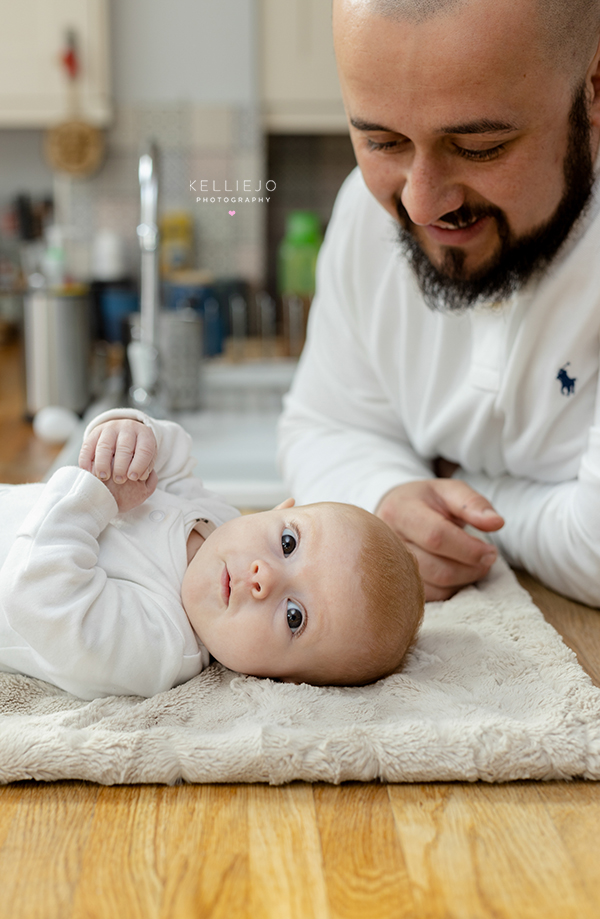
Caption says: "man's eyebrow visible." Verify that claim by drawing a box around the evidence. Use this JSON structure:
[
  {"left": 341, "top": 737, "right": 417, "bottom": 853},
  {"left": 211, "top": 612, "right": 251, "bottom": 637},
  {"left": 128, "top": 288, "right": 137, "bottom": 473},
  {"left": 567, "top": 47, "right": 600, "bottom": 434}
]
[
  {"left": 437, "top": 119, "right": 518, "bottom": 135},
  {"left": 350, "top": 117, "right": 518, "bottom": 135},
  {"left": 350, "top": 117, "right": 396, "bottom": 132}
]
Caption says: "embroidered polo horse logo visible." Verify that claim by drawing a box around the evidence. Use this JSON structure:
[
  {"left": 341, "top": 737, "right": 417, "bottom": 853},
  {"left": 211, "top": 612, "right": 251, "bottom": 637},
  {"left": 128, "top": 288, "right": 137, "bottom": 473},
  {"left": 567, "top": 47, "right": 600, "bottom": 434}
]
[{"left": 557, "top": 364, "right": 576, "bottom": 396}]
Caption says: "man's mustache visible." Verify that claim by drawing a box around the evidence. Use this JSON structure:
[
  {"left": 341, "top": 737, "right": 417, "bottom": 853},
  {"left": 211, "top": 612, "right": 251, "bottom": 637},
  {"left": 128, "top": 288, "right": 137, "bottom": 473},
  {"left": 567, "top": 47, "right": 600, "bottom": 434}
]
[{"left": 395, "top": 198, "right": 501, "bottom": 231}]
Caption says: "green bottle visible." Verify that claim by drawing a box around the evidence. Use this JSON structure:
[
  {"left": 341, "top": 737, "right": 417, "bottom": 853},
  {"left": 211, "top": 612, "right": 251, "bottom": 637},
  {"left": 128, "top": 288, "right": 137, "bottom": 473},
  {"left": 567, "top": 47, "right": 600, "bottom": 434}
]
[
  {"left": 278, "top": 210, "right": 322, "bottom": 296},
  {"left": 278, "top": 211, "right": 322, "bottom": 356}
]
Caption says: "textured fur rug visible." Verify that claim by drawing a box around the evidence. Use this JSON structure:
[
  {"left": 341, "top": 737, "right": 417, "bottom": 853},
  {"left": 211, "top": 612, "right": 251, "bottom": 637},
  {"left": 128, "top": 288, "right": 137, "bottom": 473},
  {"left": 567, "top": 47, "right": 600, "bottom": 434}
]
[{"left": 1, "top": 557, "right": 599, "bottom": 785}]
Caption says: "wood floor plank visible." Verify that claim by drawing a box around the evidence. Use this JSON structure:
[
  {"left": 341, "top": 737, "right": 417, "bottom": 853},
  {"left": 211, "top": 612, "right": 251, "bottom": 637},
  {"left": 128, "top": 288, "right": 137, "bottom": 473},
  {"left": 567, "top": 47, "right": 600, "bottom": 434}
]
[
  {"left": 0, "top": 781, "right": 99, "bottom": 919},
  {"left": 314, "top": 783, "right": 414, "bottom": 919},
  {"left": 157, "top": 785, "right": 250, "bottom": 919},
  {"left": 389, "top": 782, "right": 598, "bottom": 919},
  {"left": 248, "top": 783, "right": 330, "bottom": 919},
  {"left": 387, "top": 784, "right": 455, "bottom": 919},
  {"left": 0, "top": 783, "right": 20, "bottom": 853},
  {"left": 71, "top": 785, "right": 163, "bottom": 919},
  {"left": 0, "top": 342, "right": 62, "bottom": 483},
  {"left": 537, "top": 781, "right": 600, "bottom": 912},
  {"left": 0, "top": 342, "right": 25, "bottom": 420},
  {"left": 69, "top": 783, "right": 329, "bottom": 919},
  {"left": 459, "top": 783, "right": 598, "bottom": 919}
]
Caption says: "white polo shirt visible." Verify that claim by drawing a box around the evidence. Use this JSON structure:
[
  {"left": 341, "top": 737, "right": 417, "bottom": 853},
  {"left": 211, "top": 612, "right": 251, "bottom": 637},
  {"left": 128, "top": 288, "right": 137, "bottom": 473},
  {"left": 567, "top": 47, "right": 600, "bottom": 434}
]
[{"left": 279, "top": 167, "right": 600, "bottom": 605}]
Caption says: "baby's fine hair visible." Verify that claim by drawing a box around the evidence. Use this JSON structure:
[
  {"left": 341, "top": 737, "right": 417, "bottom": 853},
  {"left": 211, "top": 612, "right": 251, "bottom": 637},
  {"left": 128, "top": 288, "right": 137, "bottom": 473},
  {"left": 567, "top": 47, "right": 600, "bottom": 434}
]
[
  {"left": 354, "top": 505, "right": 424, "bottom": 682},
  {"left": 307, "top": 502, "right": 425, "bottom": 686}
]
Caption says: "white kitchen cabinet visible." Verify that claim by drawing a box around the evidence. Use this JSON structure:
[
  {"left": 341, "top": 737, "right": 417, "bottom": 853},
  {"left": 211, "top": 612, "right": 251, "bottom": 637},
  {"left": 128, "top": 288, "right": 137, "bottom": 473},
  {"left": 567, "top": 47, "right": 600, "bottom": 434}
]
[
  {"left": 0, "top": 0, "right": 111, "bottom": 127},
  {"left": 260, "top": 0, "right": 348, "bottom": 133}
]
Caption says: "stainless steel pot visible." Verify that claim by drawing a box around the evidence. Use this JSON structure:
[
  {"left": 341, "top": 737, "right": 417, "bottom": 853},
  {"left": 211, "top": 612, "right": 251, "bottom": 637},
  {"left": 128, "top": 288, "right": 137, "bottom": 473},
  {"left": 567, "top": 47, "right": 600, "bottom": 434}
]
[
  {"left": 159, "top": 307, "right": 203, "bottom": 411},
  {"left": 23, "top": 287, "right": 92, "bottom": 417}
]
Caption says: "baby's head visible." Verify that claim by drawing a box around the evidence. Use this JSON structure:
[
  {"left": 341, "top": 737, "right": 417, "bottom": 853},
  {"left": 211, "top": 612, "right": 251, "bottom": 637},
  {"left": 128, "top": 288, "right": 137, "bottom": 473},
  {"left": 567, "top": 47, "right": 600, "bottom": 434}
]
[{"left": 181, "top": 499, "right": 424, "bottom": 686}]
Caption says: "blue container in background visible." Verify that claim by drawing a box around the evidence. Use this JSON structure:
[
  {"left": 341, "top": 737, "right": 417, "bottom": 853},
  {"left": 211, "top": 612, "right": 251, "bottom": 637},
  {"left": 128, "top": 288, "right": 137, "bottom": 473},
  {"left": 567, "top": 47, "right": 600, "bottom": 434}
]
[
  {"left": 212, "top": 278, "right": 250, "bottom": 338},
  {"left": 100, "top": 287, "right": 139, "bottom": 342},
  {"left": 164, "top": 281, "right": 226, "bottom": 356}
]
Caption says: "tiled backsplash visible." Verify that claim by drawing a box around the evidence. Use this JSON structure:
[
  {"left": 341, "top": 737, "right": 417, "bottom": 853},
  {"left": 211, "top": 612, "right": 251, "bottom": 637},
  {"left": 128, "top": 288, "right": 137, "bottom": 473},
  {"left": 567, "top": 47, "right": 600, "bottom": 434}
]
[
  {"left": 65, "top": 102, "right": 266, "bottom": 283},
  {"left": 1, "top": 114, "right": 358, "bottom": 296},
  {"left": 265, "top": 133, "right": 356, "bottom": 295}
]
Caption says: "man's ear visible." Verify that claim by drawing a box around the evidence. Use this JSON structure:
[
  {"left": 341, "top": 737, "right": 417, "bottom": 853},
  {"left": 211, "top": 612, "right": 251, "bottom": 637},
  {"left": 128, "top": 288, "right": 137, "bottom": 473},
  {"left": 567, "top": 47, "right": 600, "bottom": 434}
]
[
  {"left": 587, "top": 36, "right": 600, "bottom": 128},
  {"left": 274, "top": 497, "right": 295, "bottom": 510}
]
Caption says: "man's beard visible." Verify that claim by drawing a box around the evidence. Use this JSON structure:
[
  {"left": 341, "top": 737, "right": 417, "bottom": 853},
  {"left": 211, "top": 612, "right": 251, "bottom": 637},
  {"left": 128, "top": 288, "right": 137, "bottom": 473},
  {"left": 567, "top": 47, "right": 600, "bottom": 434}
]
[{"left": 396, "top": 84, "right": 595, "bottom": 312}]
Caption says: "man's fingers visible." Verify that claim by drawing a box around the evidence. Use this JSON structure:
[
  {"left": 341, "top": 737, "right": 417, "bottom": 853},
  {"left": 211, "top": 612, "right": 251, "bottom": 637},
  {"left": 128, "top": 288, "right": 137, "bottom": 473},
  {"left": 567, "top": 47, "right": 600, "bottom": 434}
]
[
  {"left": 407, "top": 541, "right": 496, "bottom": 593},
  {"left": 436, "top": 480, "right": 504, "bottom": 532},
  {"left": 400, "top": 501, "right": 497, "bottom": 567},
  {"left": 377, "top": 479, "right": 500, "bottom": 597},
  {"left": 422, "top": 583, "right": 456, "bottom": 602}
]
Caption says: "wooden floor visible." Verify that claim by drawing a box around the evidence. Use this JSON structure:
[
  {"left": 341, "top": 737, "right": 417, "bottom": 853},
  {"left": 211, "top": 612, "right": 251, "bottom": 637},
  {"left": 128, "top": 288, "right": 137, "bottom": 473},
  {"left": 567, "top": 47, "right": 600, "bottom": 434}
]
[
  {"left": 1, "top": 339, "right": 600, "bottom": 919},
  {"left": 0, "top": 340, "right": 62, "bottom": 483}
]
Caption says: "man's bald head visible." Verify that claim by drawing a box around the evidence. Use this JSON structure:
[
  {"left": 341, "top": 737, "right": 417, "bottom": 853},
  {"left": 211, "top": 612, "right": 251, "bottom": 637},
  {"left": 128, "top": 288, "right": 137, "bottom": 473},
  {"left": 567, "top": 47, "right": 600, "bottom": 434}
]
[
  {"left": 352, "top": 0, "right": 600, "bottom": 79},
  {"left": 335, "top": 0, "right": 600, "bottom": 308}
]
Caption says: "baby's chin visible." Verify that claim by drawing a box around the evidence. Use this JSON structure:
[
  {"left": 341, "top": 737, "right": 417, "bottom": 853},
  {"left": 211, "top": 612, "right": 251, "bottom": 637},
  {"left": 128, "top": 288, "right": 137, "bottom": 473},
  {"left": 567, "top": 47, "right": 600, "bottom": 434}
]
[
  {"left": 201, "top": 648, "right": 298, "bottom": 681},
  {"left": 180, "top": 589, "right": 206, "bottom": 643}
]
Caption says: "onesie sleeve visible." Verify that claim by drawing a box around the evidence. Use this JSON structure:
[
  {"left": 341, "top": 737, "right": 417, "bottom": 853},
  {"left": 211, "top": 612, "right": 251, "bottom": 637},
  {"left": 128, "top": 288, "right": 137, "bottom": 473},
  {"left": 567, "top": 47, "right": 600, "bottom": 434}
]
[
  {"left": 83, "top": 408, "right": 239, "bottom": 526},
  {"left": 278, "top": 171, "right": 432, "bottom": 511},
  {"left": 0, "top": 465, "right": 201, "bottom": 698}
]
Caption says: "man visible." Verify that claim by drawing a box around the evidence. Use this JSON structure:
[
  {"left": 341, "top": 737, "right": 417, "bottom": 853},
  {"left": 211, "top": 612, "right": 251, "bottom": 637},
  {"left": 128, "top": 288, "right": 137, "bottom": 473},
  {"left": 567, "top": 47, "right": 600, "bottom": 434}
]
[{"left": 278, "top": 0, "right": 600, "bottom": 604}]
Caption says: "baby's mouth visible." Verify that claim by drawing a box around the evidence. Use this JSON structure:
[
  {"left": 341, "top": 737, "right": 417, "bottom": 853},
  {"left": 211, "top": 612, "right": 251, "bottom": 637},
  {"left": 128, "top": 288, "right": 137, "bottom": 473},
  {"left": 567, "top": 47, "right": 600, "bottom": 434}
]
[{"left": 221, "top": 565, "right": 231, "bottom": 605}]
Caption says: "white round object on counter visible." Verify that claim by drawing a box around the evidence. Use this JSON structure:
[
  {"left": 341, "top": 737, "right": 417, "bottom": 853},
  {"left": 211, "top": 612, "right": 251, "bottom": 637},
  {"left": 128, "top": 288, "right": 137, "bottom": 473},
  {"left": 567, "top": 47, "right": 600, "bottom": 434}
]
[{"left": 33, "top": 406, "right": 80, "bottom": 444}]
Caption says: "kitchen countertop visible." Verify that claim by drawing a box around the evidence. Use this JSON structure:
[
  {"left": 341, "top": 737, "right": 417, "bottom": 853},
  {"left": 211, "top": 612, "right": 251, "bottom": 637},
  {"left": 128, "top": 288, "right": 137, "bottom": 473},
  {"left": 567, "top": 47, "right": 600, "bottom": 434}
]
[{"left": 45, "top": 358, "right": 298, "bottom": 509}]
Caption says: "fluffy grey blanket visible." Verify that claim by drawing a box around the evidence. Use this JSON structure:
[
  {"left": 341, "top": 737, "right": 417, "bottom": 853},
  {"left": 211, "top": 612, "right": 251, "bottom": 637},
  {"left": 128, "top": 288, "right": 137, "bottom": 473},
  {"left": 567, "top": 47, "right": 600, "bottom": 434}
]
[{"left": 1, "top": 558, "right": 599, "bottom": 785}]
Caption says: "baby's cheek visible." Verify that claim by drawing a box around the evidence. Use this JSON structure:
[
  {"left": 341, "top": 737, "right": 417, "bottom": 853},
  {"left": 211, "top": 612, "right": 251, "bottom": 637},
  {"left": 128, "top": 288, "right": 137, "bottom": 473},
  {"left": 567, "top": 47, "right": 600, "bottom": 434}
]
[{"left": 213, "top": 627, "right": 279, "bottom": 677}]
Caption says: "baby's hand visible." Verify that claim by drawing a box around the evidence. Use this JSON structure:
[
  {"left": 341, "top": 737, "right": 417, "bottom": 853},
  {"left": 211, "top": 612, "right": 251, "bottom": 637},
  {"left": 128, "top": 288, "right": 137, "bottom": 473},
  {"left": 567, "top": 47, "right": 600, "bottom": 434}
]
[
  {"left": 79, "top": 419, "right": 157, "bottom": 484},
  {"left": 103, "top": 470, "right": 158, "bottom": 513}
]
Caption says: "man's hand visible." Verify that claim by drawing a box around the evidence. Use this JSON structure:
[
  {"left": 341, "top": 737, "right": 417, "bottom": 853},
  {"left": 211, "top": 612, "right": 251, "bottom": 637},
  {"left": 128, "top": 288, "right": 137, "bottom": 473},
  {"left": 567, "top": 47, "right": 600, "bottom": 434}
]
[
  {"left": 79, "top": 419, "right": 157, "bottom": 485},
  {"left": 377, "top": 479, "right": 504, "bottom": 601},
  {"left": 101, "top": 470, "right": 158, "bottom": 513}
]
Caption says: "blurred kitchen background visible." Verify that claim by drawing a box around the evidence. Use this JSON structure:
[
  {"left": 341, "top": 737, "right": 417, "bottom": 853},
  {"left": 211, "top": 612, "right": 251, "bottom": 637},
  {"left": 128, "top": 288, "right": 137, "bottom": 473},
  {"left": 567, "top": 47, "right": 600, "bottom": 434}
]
[{"left": 0, "top": 0, "right": 357, "bottom": 505}]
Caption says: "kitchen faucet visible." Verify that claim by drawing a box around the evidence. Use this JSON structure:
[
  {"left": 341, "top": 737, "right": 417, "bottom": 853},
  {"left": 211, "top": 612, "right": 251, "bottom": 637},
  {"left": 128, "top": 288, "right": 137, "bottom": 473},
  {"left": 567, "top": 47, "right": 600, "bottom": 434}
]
[{"left": 128, "top": 143, "right": 160, "bottom": 409}]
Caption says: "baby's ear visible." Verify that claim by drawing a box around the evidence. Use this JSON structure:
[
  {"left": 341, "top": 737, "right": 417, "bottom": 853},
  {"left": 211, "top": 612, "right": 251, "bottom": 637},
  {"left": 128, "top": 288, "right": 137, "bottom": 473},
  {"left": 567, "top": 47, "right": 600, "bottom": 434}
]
[{"left": 274, "top": 497, "right": 295, "bottom": 510}]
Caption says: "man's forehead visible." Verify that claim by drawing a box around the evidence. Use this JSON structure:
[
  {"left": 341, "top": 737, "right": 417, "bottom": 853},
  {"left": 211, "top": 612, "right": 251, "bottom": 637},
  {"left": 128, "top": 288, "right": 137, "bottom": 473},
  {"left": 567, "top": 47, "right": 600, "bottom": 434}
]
[
  {"left": 334, "top": 0, "right": 570, "bottom": 128},
  {"left": 334, "top": 0, "right": 546, "bottom": 67},
  {"left": 334, "top": 0, "right": 537, "bottom": 24}
]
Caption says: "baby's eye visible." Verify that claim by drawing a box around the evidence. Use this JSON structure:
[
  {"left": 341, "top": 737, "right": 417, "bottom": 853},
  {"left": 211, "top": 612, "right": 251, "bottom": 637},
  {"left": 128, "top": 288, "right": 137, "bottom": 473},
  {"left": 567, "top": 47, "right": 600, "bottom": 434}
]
[
  {"left": 281, "top": 527, "right": 297, "bottom": 557},
  {"left": 287, "top": 600, "right": 304, "bottom": 633}
]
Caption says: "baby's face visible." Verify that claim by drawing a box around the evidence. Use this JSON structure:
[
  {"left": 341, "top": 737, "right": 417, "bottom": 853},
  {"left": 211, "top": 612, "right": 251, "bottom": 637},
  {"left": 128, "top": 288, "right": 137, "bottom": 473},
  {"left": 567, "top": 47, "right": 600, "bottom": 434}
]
[{"left": 181, "top": 501, "right": 368, "bottom": 682}]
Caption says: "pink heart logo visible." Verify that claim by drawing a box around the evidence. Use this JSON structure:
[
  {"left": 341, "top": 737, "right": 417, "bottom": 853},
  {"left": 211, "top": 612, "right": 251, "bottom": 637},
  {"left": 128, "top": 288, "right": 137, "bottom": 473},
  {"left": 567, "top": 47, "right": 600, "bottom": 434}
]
[{"left": 228, "top": 210, "right": 235, "bottom": 216}]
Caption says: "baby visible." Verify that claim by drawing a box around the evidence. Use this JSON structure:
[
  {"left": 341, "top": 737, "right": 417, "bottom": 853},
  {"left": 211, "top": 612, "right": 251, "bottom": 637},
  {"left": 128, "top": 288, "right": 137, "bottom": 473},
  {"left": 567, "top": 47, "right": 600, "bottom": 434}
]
[{"left": 0, "top": 409, "right": 423, "bottom": 699}]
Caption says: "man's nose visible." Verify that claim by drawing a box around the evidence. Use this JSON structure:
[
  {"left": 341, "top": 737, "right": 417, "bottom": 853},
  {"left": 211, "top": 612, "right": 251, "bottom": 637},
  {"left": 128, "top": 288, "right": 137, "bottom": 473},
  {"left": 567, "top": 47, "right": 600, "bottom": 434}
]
[
  {"left": 249, "top": 560, "right": 275, "bottom": 599},
  {"left": 400, "top": 152, "right": 465, "bottom": 226}
]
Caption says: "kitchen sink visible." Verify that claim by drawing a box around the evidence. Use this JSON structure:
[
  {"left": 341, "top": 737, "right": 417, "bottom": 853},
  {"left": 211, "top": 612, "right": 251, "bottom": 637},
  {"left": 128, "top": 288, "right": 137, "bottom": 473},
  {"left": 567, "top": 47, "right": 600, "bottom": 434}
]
[{"left": 45, "top": 359, "right": 297, "bottom": 510}]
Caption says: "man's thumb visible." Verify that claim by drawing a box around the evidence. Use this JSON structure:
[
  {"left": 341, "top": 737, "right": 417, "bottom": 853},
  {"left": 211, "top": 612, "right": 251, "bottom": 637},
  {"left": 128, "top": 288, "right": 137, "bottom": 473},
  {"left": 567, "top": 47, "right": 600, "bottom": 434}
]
[{"left": 443, "top": 482, "right": 504, "bottom": 531}]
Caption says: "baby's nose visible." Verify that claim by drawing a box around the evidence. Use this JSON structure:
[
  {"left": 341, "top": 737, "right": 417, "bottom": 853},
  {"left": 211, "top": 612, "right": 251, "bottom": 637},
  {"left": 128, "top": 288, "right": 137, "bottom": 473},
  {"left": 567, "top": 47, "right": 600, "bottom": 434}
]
[{"left": 250, "top": 560, "right": 275, "bottom": 598}]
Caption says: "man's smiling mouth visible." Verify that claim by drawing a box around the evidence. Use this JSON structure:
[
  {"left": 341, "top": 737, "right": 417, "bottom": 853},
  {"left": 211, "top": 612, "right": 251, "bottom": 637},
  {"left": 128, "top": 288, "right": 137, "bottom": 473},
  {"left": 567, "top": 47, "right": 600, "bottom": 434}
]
[{"left": 433, "top": 215, "right": 480, "bottom": 230}]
